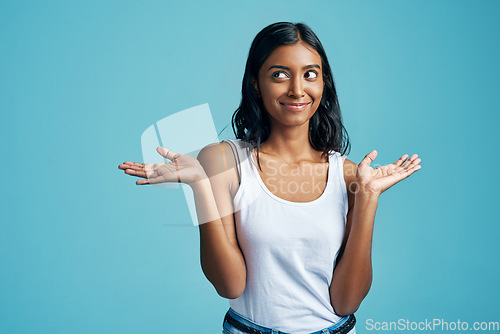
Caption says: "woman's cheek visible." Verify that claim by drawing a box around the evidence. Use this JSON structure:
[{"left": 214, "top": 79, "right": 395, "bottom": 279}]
[{"left": 313, "top": 83, "right": 324, "bottom": 99}]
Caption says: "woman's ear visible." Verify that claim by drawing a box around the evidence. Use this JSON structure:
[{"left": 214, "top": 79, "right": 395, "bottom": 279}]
[{"left": 252, "top": 77, "right": 260, "bottom": 97}]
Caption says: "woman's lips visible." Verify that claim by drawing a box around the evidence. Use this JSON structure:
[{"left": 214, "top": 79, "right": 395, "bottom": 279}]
[{"left": 279, "top": 102, "right": 311, "bottom": 111}]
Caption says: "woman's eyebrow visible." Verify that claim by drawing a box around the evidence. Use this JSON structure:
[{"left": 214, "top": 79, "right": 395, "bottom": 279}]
[{"left": 267, "top": 64, "right": 321, "bottom": 71}]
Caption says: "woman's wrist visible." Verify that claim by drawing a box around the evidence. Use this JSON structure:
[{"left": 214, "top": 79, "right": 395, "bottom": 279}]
[
  {"left": 188, "top": 173, "right": 211, "bottom": 191},
  {"left": 351, "top": 181, "right": 381, "bottom": 200},
  {"left": 354, "top": 187, "right": 380, "bottom": 202}
]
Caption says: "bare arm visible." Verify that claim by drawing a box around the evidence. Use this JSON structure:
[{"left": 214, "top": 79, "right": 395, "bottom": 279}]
[
  {"left": 330, "top": 151, "right": 421, "bottom": 315},
  {"left": 329, "top": 164, "right": 376, "bottom": 316},
  {"left": 195, "top": 142, "right": 246, "bottom": 299}
]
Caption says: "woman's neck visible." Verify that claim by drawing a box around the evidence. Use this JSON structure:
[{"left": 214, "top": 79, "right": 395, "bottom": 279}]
[{"left": 258, "top": 122, "right": 325, "bottom": 164}]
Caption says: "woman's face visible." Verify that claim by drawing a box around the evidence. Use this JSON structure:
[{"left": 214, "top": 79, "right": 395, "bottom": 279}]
[{"left": 254, "top": 42, "right": 324, "bottom": 129}]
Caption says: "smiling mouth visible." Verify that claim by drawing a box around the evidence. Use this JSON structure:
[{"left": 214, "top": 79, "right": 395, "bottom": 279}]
[{"left": 279, "top": 102, "right": 311, "bottom": 111}]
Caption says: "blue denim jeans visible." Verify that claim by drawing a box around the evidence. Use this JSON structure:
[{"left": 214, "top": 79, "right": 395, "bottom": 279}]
[{"left": 222, "top": 308, "right": 356, "bottom": 334}]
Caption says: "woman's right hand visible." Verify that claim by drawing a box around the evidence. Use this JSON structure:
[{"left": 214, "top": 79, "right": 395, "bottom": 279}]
[{"left": 118, "top": 146, "right": 207, "bottom": 186}]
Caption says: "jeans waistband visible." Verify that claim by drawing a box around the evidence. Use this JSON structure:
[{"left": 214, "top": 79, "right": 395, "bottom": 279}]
[{"left": 224, "top": 308, "right": 356, "bottom": 334}]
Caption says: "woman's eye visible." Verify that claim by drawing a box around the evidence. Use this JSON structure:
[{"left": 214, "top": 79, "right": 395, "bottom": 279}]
[
  {"left": 272, "top": 71, "right": 287, "bottom": 79},
  {"left": 305, "top": 70, "right": 318, "bottom": 79}
]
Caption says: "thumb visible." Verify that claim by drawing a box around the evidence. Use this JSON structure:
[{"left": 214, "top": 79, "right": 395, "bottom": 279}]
[
  {"left": 157, "top": 146, "right": 179, "bottom": 161},
  {"left": 359, "top": 150, "right": 378, "bottom": 168}
]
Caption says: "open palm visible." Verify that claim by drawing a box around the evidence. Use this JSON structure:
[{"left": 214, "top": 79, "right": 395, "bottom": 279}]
[
  {"left": 356, "top": 150, "right": 422, "bottom": 195},
  {"left": 118, "top": 146, "right": 206, "bottom": 186}
]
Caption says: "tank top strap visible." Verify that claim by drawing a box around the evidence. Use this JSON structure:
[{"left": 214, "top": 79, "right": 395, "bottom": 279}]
[
  {"left": 222, "top": 139, "right": 241, "bottom": 185},
  {"left": 222, "top": 139, "right": 254, "bottom": 185},
  {"left": 330, "top": 150, "right": 349, "bottom": 217}
]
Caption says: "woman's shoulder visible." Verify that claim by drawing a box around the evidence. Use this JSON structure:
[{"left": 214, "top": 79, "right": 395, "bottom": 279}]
[
  {"left": 342, "top": 157, "right": 358, "bottom": 180},
  {"left": 196, "top": 141, "right": 240, "bottom": 194},
  {"left": 197, "top": 141, "right": 238, "bottom": 174}
]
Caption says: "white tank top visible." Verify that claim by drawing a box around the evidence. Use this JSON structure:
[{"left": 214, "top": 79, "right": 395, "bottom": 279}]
[{"left": 224, "top": 139, "right": 349, "bottom": 334}]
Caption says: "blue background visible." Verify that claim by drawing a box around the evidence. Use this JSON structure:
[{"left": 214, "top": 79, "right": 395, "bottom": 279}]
[{"left": 1, "top": 0, "right": 499, "bottom": 333}]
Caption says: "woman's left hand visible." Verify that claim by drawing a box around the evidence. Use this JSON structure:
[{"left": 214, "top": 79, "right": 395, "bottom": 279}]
[{"left": 355, "top": 150, "right": 422, "bottom": 196}]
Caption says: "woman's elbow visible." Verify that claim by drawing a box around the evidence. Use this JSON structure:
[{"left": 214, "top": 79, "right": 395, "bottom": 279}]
[
  {"left": 330, "top": 278, "right": 372, "bottom": 315},
  {"left": 200, "top": 260, "right": 246, "bottom": 299},
  {"left": 330, "top": 290, "right": 364, "bottom": 316},
  {"left": 332, "top": 301, "right": 360, "bottom": 316},
  {"left": 216, "top": 282, "right": 246, "bottom": 299}
]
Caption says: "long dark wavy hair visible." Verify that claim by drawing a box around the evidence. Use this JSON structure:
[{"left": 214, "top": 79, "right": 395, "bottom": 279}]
[{"left": 231, "top": 22, "right": 350, "bottom": 168}]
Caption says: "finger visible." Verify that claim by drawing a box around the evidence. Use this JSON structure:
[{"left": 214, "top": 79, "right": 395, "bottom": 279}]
[
  {"left": 393, "top": 154, "right": 408, "bottom": 167},
  {"left": 402, "top": 154, "right": 418, "bottom": 168},
  {"left": 403, "top": 164, "right": 422, "bottom": 177},
  {"left": 124, "top": 161, "right": 144, "bottom": 167},
  {"left": 120, "top": 164, "right": 146, "bottom": 175},
  {"left": 118, "top": 161, "right": 144, "bottom": 169},
  {"left": 408, "top": 157, "right": 421, "bottom": 168},
  {"left": 124, "top": 164, "right": 146, "bottom": 172},
  {"left": 136, "top": 179, "right": 150, "bottom": 185},
  {"left": 126, "top": 163, "right": 160, "bottom": 178},
  {"left": 396, "top": 158, "right": 421, "bottom": 174},
  {"left": 123, "top": 162, "right": 147, "bottom": 172},
  {"left": 397, "top": 161, "right": 422, "bottom": 179},
  {"left": 359, "top": 150, "right": 378, "bottom": 168},
  {"left": 399, "top": 157, "right": 421, "bottom": 170},
  {"left": 124, "top": 168, "right": 148, "bottom": 178},
  {"left": 157, "top": 146, "right": 180, "bottom": 161}
]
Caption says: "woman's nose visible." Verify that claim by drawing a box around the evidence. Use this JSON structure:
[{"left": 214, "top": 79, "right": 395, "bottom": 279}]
[{"left": 287, "top": 77, "right": 305, "bottom": 98}]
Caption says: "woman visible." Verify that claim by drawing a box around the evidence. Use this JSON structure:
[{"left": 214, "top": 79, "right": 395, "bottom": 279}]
[{"left": 118, "top": 22, "right": 421, "bottom": 334}]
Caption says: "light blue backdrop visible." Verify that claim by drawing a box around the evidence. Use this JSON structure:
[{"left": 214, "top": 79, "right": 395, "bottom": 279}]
[{"left": 1, "top": 0, "right": 498, "bottom": 333}]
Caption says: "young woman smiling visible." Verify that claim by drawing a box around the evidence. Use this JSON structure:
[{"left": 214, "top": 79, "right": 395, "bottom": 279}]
[{"left": 118, "top": 22, "right": 422, "bottom": 334}]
